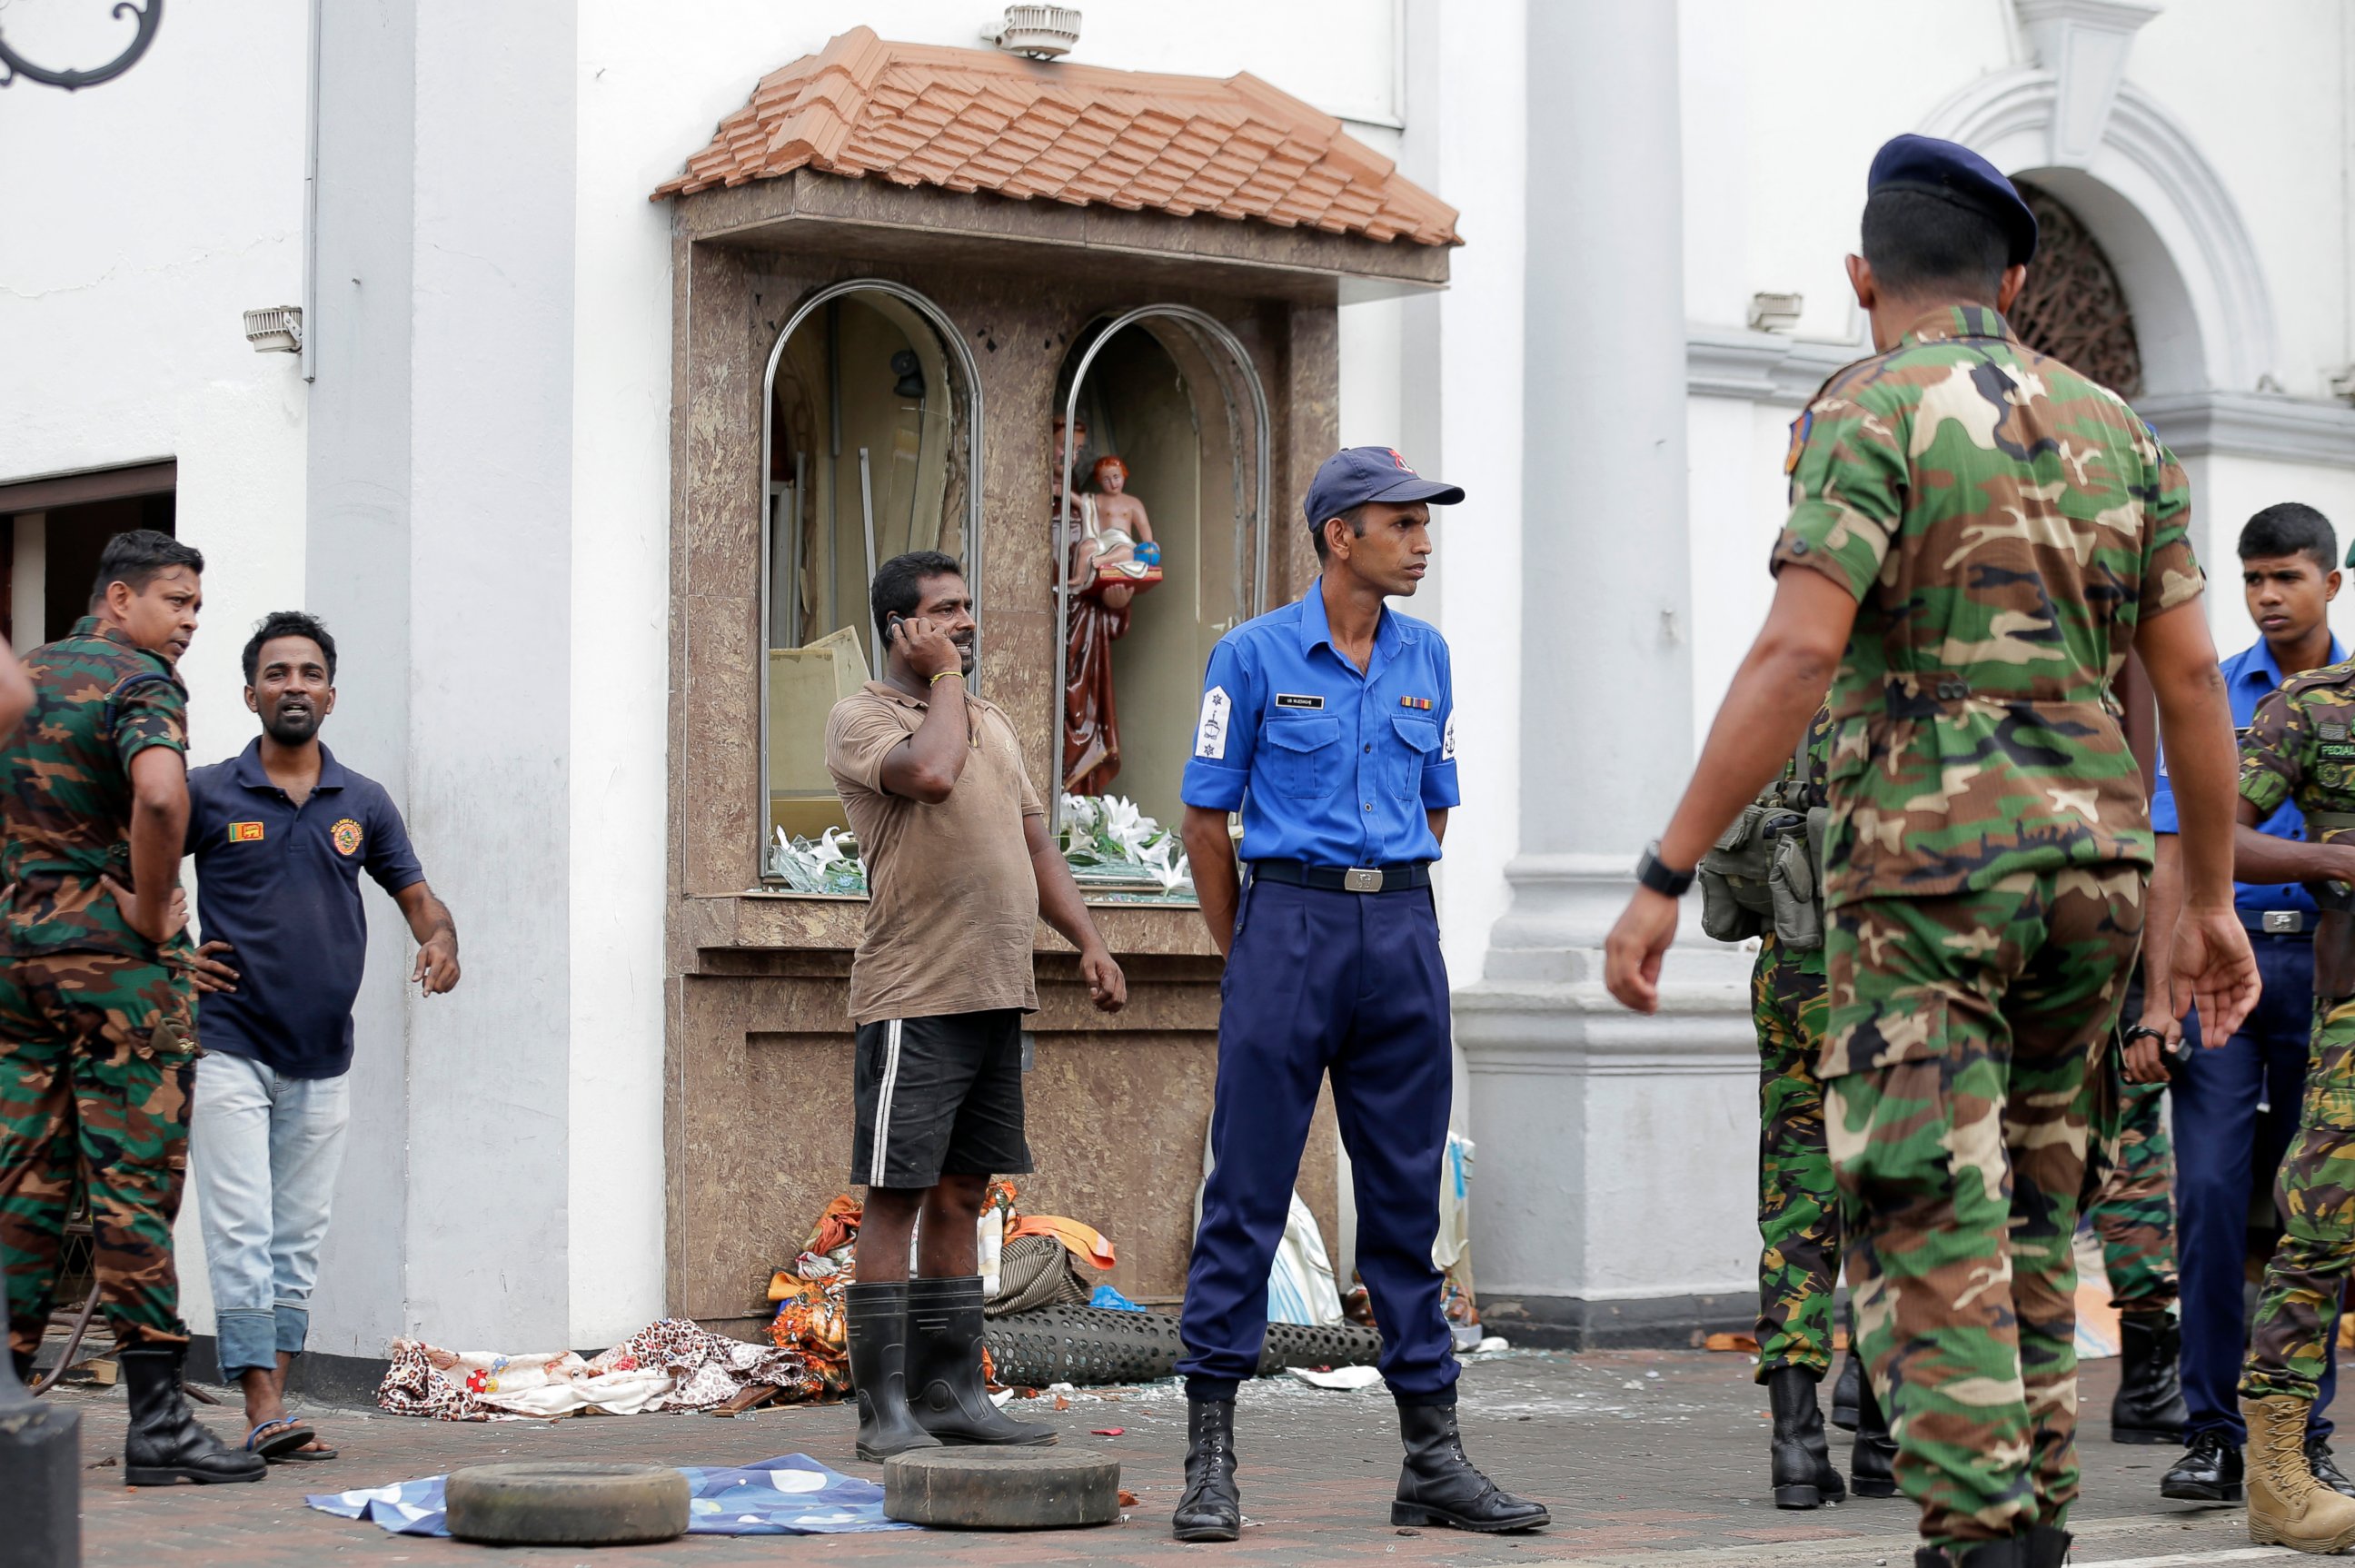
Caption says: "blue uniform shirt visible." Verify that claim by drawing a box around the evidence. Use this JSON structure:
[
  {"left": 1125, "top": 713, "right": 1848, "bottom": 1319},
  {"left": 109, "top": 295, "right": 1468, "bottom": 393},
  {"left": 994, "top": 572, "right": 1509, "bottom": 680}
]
[
  {"left": 2150, "top": 633, "right": 2348, "bottom": 920},
  {"left": 186, "top": 740, "right": 426, "bottom": 1078},
  {"left": 1180, "top": 582, "right": 1458, "bottom": 866}
]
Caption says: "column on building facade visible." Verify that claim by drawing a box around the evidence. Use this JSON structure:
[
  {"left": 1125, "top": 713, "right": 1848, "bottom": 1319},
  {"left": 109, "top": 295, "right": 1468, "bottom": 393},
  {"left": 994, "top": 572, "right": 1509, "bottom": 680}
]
[{"left": 1454, "top": 0, "right": 1758, "bottom": 1347}]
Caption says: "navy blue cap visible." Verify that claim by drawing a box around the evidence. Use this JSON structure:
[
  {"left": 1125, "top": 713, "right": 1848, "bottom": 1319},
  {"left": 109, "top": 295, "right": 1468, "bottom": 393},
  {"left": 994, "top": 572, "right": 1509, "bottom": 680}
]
[
  {"left": 1867, "top": 134, "right": 2038, "bottom": 267},
  {"left": 1302, "top": 446, "right": 1465, "bottom": 529}
]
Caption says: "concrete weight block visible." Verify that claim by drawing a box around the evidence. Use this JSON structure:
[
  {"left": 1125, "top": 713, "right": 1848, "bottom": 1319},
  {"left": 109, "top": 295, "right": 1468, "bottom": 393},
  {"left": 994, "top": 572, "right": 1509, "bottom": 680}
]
[
  {"left": 883, "top": 1446, "right": 1121, "bottom": 1529},
  {"left": 444, "top": 1461, "right": 690, "bottom": 1545}
]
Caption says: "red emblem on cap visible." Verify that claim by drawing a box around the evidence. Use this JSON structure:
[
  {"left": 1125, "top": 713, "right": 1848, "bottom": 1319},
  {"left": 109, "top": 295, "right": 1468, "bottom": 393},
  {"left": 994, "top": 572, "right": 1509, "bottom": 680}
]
[{"left": 1384, "top": 448, "right": 1416, "bottom": 473}]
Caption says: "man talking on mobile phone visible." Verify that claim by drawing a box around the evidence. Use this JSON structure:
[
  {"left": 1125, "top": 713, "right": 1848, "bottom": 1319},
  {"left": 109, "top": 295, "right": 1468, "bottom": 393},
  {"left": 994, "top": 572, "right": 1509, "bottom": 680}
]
[{"left": 823, "top": 550, "right": 1127, "bottom": 1463}]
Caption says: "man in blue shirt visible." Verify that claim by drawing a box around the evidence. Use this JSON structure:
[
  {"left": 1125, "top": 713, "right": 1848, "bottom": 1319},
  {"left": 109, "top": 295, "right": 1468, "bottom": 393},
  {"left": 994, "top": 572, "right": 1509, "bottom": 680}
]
[
  {"left": 1168, "top": 448, "right": 1546, "bottom": 1543},
  {"left": 2142, "top": 504, "right": 2350, "bottom": 1503},
  {"left": 184, "top": 611, "right": 460, "bottom": 1463}
]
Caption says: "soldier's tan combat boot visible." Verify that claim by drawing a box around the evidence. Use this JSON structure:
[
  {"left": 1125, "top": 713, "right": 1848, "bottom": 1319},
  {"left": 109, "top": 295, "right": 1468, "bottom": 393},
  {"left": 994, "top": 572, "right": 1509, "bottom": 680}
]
[{"left": 2244, "top": 1395, "right": 2355, "bottom": 1553}]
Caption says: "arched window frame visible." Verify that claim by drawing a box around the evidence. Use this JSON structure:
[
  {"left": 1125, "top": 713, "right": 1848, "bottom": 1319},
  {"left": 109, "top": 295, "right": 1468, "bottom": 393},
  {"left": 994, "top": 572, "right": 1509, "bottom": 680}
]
[
  {"left": 1053, "top": 304, "right": 1271, "bottom": 837},
  {"left": 759, "top": 279, "right": 985, "bottom": 858}
]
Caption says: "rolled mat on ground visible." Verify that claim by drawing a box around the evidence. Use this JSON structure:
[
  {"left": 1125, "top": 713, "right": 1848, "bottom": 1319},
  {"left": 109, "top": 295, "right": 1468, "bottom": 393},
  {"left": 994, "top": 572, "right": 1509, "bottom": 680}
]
[{"left": 307, "top": 1453, "right": 914, "bottom": 1535}]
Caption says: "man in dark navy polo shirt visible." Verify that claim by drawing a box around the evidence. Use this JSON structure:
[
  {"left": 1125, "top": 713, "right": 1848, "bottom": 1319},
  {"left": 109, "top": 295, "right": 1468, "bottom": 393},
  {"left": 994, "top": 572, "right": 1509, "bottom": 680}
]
[
  {"left": 185, "top": 610, "right": 459, "bottom": 1462},
  {"left": 2139, "top": 504, "right": 2354, "bottom": 1503},
  {"left": 1167, "top": 448, "right": 1546, "bottom": 1543}
]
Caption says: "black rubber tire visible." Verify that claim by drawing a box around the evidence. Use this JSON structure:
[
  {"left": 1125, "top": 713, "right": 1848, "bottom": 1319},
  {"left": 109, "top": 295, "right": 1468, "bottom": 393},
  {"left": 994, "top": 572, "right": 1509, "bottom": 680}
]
[
  {"left": 443, "top": 1461, "right": 690, "bottom": 1545},
  {"left": 883, "top": 1446, "right": 1120, "bottom": 1529}
]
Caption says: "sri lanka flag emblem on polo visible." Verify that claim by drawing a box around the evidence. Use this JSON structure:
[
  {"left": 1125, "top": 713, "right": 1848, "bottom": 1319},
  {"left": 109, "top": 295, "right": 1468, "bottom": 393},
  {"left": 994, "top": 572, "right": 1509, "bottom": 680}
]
[{"left": 228, "top": 821, "right": 265, "bottom": 842}]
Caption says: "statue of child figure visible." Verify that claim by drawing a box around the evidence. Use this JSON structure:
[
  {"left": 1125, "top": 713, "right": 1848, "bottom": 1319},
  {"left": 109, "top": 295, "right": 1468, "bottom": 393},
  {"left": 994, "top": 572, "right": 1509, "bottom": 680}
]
[{"left": 1071, "top": 454, "right": 1160, "bottom": 610}]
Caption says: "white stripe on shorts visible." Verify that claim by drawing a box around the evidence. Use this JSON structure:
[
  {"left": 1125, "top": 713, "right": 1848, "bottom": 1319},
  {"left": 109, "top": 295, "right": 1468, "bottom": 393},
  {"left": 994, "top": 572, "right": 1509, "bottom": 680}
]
[{"left": 871, "top": 1017, "right": 904, "bottom": 1183}]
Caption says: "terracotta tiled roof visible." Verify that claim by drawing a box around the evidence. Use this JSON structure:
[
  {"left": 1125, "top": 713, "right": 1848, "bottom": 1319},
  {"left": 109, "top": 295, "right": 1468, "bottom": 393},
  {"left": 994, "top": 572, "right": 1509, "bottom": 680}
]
[{"left": 653, "top": 27, "right": 1459, "bottom": 246}]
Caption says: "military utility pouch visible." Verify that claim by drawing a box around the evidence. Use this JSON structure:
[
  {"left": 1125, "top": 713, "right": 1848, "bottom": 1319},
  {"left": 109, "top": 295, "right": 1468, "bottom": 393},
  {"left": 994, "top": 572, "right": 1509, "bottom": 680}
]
[
  {"left": 1697, "top": 802, "right": 1778, "bottom": 944},
  {"left": 1768, "top": 828, "right": 1823, "bottom": 951}
]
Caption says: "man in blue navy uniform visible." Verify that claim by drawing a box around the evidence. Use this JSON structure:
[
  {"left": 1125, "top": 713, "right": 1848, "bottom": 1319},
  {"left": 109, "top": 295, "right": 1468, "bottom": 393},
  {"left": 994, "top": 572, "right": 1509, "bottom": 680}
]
[
  {"left": 2138, "top": 503, "right": 2353, "bottom": 1503},
  {"left": 1168, "top": 447, "right": 1548, "bottom": 1543}
]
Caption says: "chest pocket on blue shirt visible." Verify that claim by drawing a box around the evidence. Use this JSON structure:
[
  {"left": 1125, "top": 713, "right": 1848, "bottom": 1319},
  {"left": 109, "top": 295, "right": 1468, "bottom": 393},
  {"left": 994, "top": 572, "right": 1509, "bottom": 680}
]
[
  {"left": 1264, "top": 716, "right": 1343, "bottom": 799},
  {"left": 1386, "top": 716, "right": 1439, "bottom": 800}
]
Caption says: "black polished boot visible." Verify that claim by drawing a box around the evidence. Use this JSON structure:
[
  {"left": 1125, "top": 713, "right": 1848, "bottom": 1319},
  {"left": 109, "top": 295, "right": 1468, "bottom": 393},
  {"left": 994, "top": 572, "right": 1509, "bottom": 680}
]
[
  {"left": 1767, "top": 1365, "right": 1847, "bottom": 1508},
  {"left": 2159, "top": 1428, "right": 2242, "bottom": 1503},
  {"left": 1391, "top": 1399, "right": 1551, "bottom": 1533},
  {"left": 1172, "top": 1398, "right": 1241, "bottom": 1543},
  {"left": 843, "top": 1281, "right": 943, "bottom": 1462},
  {"left": 1832, "top": 1345, "right": 1863, "bottom": 1432},
  {"left": 2309, "top": 1435, "right": 2355, "bottom": 1498},
  {"left": 905, "top": 1275, "right": 1055, "bottom": 1446},
  {"left": 1851, "top": 1365, "right": 1900, "bottom": 1499},
  {"left": 120, "top": 1345, "right": 266, "bottom": 1485},
  {"left": 2111, "top": 1312, "right": 2188, "bottom": 1445}
]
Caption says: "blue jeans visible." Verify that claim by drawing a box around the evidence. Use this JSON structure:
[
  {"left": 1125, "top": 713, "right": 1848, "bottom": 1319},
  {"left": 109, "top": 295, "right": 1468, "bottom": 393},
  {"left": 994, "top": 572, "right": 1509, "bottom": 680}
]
[
  {"left": 2171, "top": 935, "right": 2340, "bottom": 1442},
  {"left": 190, "top": 1052, "right": 350, "bottom": 1378}
]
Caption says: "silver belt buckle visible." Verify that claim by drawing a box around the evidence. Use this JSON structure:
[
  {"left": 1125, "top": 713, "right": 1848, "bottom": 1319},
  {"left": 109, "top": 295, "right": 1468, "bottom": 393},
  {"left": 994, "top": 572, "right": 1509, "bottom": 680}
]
[
  {"left": 2265, "top": 909, "right": 2306, "bottom": 935},
  {"left": 1344, "top": 867, "right": 1386, "bottom": 893}
]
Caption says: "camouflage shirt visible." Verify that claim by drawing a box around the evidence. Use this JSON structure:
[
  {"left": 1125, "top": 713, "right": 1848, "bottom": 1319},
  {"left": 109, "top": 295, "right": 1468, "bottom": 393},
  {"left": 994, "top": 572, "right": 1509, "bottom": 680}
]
[
  {"left": 2241, "top": 660, "right": 2355, "bottom": 993},
  {"left": 1772, "top": 305, "right": 2203, "bottom": 908},
  {"left": 0, "top": 616, "right": 191, "bottom": 958}
]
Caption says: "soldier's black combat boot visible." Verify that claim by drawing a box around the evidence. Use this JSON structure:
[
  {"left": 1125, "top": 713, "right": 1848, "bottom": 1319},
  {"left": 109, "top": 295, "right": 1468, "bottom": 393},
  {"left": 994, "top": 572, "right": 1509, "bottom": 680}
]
[
  {"left": 1831, "top": 1345, "right": 1863, "bottom": 1432},
  {"left": 1767, "top": 1365, "right": 1847, "bottom": 1508},
  {"left": 2111, "top": 1312, "right": 2188, "bottom": 1445},
  {"left": 1851, "top": 1367, "right": 1900, "bottom": 1498},
  {"left": 904, "top": 1275, "right": 1055, "bottom": 1446},
  {"left": 843, "top": 1281, "right": 943, "bottom": 1462},
  {"left": 1913, "top": 1537, "right": 2032, "bottom": 1568},
  {"left": 2159, "top": 1428, "right": 2242, "bottom": 1502},
  {"left": 1391, "top": 1398, "right": 1551, "bottom": 1533},
  {"left": 1172, "top": 1398, "right": 1241, "bottom": 1543},
  {"left": 120, "top": 1345, "right": 266, "bottom": 1485},
  {"left": 2025, "top": 1523, "right": 2072, "bottom": 1568}
]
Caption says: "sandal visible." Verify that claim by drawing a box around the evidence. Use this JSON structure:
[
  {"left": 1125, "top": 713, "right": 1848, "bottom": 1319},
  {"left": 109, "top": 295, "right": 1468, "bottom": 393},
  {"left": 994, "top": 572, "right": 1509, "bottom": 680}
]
[
  {"left": 271, "top": 1440, "right": 339, "bottom": 1463},
  {"left": 244, "top": 1416, "right": 316, "bottom": 1459}
]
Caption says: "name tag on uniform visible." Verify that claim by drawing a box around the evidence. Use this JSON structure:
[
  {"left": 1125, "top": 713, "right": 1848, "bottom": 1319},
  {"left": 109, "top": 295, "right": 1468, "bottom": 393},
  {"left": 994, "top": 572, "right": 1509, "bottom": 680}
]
[
  {"left": 228, "top": 821, "right": 265, "bottom": 843},
  {"left": 1275, "top": 693, "right": 1324, "bottom": 710}
]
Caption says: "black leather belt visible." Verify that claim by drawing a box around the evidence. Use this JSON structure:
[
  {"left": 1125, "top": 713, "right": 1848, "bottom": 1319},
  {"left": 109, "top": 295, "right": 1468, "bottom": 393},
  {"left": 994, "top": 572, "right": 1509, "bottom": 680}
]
[
  {"left": 1249, "top": 860, "right": 1433, "bottom": 893},
  {"left": 2241, "top": 908, "right": 2314, "bottom": 938}
]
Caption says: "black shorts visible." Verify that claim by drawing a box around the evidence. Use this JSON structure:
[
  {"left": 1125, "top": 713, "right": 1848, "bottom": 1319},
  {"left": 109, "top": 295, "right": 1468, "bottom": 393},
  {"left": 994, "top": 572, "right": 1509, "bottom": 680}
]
[{"left": 851, "top": 1008, "right": 1031, "bottom": 1189}]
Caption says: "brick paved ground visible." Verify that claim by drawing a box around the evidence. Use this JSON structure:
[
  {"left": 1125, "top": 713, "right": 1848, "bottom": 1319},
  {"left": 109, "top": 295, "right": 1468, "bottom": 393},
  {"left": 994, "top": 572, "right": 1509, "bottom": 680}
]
[{"left": 51, "top": 1348, "right": 2290, "bottom": 1566}]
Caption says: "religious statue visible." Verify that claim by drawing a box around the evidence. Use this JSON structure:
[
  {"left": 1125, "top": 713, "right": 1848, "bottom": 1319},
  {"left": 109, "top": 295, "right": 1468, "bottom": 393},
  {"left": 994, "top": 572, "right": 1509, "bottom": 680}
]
[{"left": 1057, "top": 439, "right": 1161, "bottom": 796}]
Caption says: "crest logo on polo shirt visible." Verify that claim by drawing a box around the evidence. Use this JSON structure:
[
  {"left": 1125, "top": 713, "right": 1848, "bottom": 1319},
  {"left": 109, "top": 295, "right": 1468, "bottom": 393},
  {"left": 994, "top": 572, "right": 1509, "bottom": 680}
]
[
  {"left": 331, "top": 818, "right": 363, "bottom": 857},
  {"left": 227, "top": 821, "right": 265, "bottom": 843}
]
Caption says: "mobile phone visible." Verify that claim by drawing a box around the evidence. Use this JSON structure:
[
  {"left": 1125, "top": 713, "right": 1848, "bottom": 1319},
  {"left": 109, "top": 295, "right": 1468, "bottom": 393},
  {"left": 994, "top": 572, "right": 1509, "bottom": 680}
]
[{"left": 887, "top": 612, "right": 907, "bottom": 644}]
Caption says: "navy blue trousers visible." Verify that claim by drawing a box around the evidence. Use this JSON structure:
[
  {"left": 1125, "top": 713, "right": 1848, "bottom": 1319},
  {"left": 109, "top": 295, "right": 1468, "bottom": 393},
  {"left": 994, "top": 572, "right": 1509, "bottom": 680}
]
[
  {"left": 2172, "top": 934, "right": 2340, "bottom": 1443},
  {"left": 1177, "top": 877, "right": 1458, "bottom": 1403}
]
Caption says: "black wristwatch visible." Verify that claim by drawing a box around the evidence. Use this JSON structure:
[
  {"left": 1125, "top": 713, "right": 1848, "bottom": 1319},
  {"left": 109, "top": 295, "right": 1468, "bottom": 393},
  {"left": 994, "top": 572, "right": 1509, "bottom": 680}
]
[{"left": 1635, "top": 840, "right": 1695, "bottom": 898}]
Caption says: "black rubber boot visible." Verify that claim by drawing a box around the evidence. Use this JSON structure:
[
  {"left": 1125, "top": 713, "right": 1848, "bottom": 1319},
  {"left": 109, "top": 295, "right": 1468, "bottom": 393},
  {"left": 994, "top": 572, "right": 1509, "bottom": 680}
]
[
  {"left": 1390, "top": 1399, "right": 1551, "bottom": 1533},
  {"left": 120, "top": 1345, "right": 266, "bottom": 1485},
  {"left": 2026, "top": 1523, "right": 2072, "bottom": 1568},
  {"left": 1851, "top": 1365, "right": 1900, "bottom": 1498},
  {"left": 844, "top": 1281, "right": 943, "bottom": 1462},
  {"left": 905, "top": 1275, "right": 1055, "bottom": 1446},
  {"left": 2111, "top": 1312, "right": 2188, "bottom": 1445},
  {"left": 2159, "top": 1428, "right": 2242, "bottom": 1503},
  {"left": 1767, "top": 1365, "right": 1847, "bottom": 1508},
  {"left": 1172, "top": 1398, "right": 1242, "bottom": 1543},
  {"left": 1832, "top": 1345, "right": 1863, "bottom": 1432}
]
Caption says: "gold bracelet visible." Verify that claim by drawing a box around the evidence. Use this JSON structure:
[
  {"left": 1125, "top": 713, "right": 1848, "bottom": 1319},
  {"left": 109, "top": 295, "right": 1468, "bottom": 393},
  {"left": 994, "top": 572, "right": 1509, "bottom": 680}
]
[{"left": 929, "top": 670, "right": 963, "bottom": 686}]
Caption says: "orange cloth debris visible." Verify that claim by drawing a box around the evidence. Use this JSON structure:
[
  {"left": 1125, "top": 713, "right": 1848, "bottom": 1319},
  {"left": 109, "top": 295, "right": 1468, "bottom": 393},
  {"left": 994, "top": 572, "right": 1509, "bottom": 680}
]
[{"left": 1009, "top": 1215, "right": 1117, "bottom": 1270}]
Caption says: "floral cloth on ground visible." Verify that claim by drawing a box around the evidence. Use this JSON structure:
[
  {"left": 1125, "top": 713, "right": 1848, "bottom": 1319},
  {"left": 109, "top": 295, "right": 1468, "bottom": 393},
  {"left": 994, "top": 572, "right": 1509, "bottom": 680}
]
[{"left": 375, "top": 1319, "right": 812, "bottom": 1421}]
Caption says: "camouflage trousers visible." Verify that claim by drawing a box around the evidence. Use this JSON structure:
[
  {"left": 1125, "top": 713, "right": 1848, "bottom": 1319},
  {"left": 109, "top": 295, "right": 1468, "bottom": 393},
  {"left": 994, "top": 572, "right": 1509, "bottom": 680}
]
[
  {"left": 1826, "top": 868, "right": 2142, "bottom": 1549},
  {"left": 2084, "top": 1072, "right": 2177, "bottom": 1315},
  {"left": 1754, "top": 934, "right": 1841, "bottom": 1380},
  {"left": 2241, "top": 995, "right": 2355, "bottom": 1404},
  {"left": 0, "top": 951, "right": 198, "bottom": 1359}
]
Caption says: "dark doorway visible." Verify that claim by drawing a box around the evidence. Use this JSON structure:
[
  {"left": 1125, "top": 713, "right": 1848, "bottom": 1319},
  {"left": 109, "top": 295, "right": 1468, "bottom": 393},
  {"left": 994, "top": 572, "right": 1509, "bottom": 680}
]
[{"left": 0, "top": 489, "right": 176, "bottom": 650}]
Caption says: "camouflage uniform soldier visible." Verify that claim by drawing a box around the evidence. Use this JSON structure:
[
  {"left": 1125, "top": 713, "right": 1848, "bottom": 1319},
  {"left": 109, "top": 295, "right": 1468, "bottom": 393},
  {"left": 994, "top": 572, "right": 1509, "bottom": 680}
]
[
  {"left": 2086, "top": 1077, "right": 2178, "bottom": 1320},
  {"left": 2229, "top": 658, "right": 2355, "bottom": 1550},
  {"left": 0, "top": 530, "right": 263, "bottom": 1484},
  {"left": 1605, "top": 136, "right": 2258, "bottom": 1568}
]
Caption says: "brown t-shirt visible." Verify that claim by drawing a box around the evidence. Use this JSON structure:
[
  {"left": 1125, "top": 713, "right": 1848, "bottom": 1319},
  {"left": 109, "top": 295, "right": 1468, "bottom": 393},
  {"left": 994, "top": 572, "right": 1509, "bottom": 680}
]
[{"left": 824, "top": 680, "right": 1046, "bottom": 1026}]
